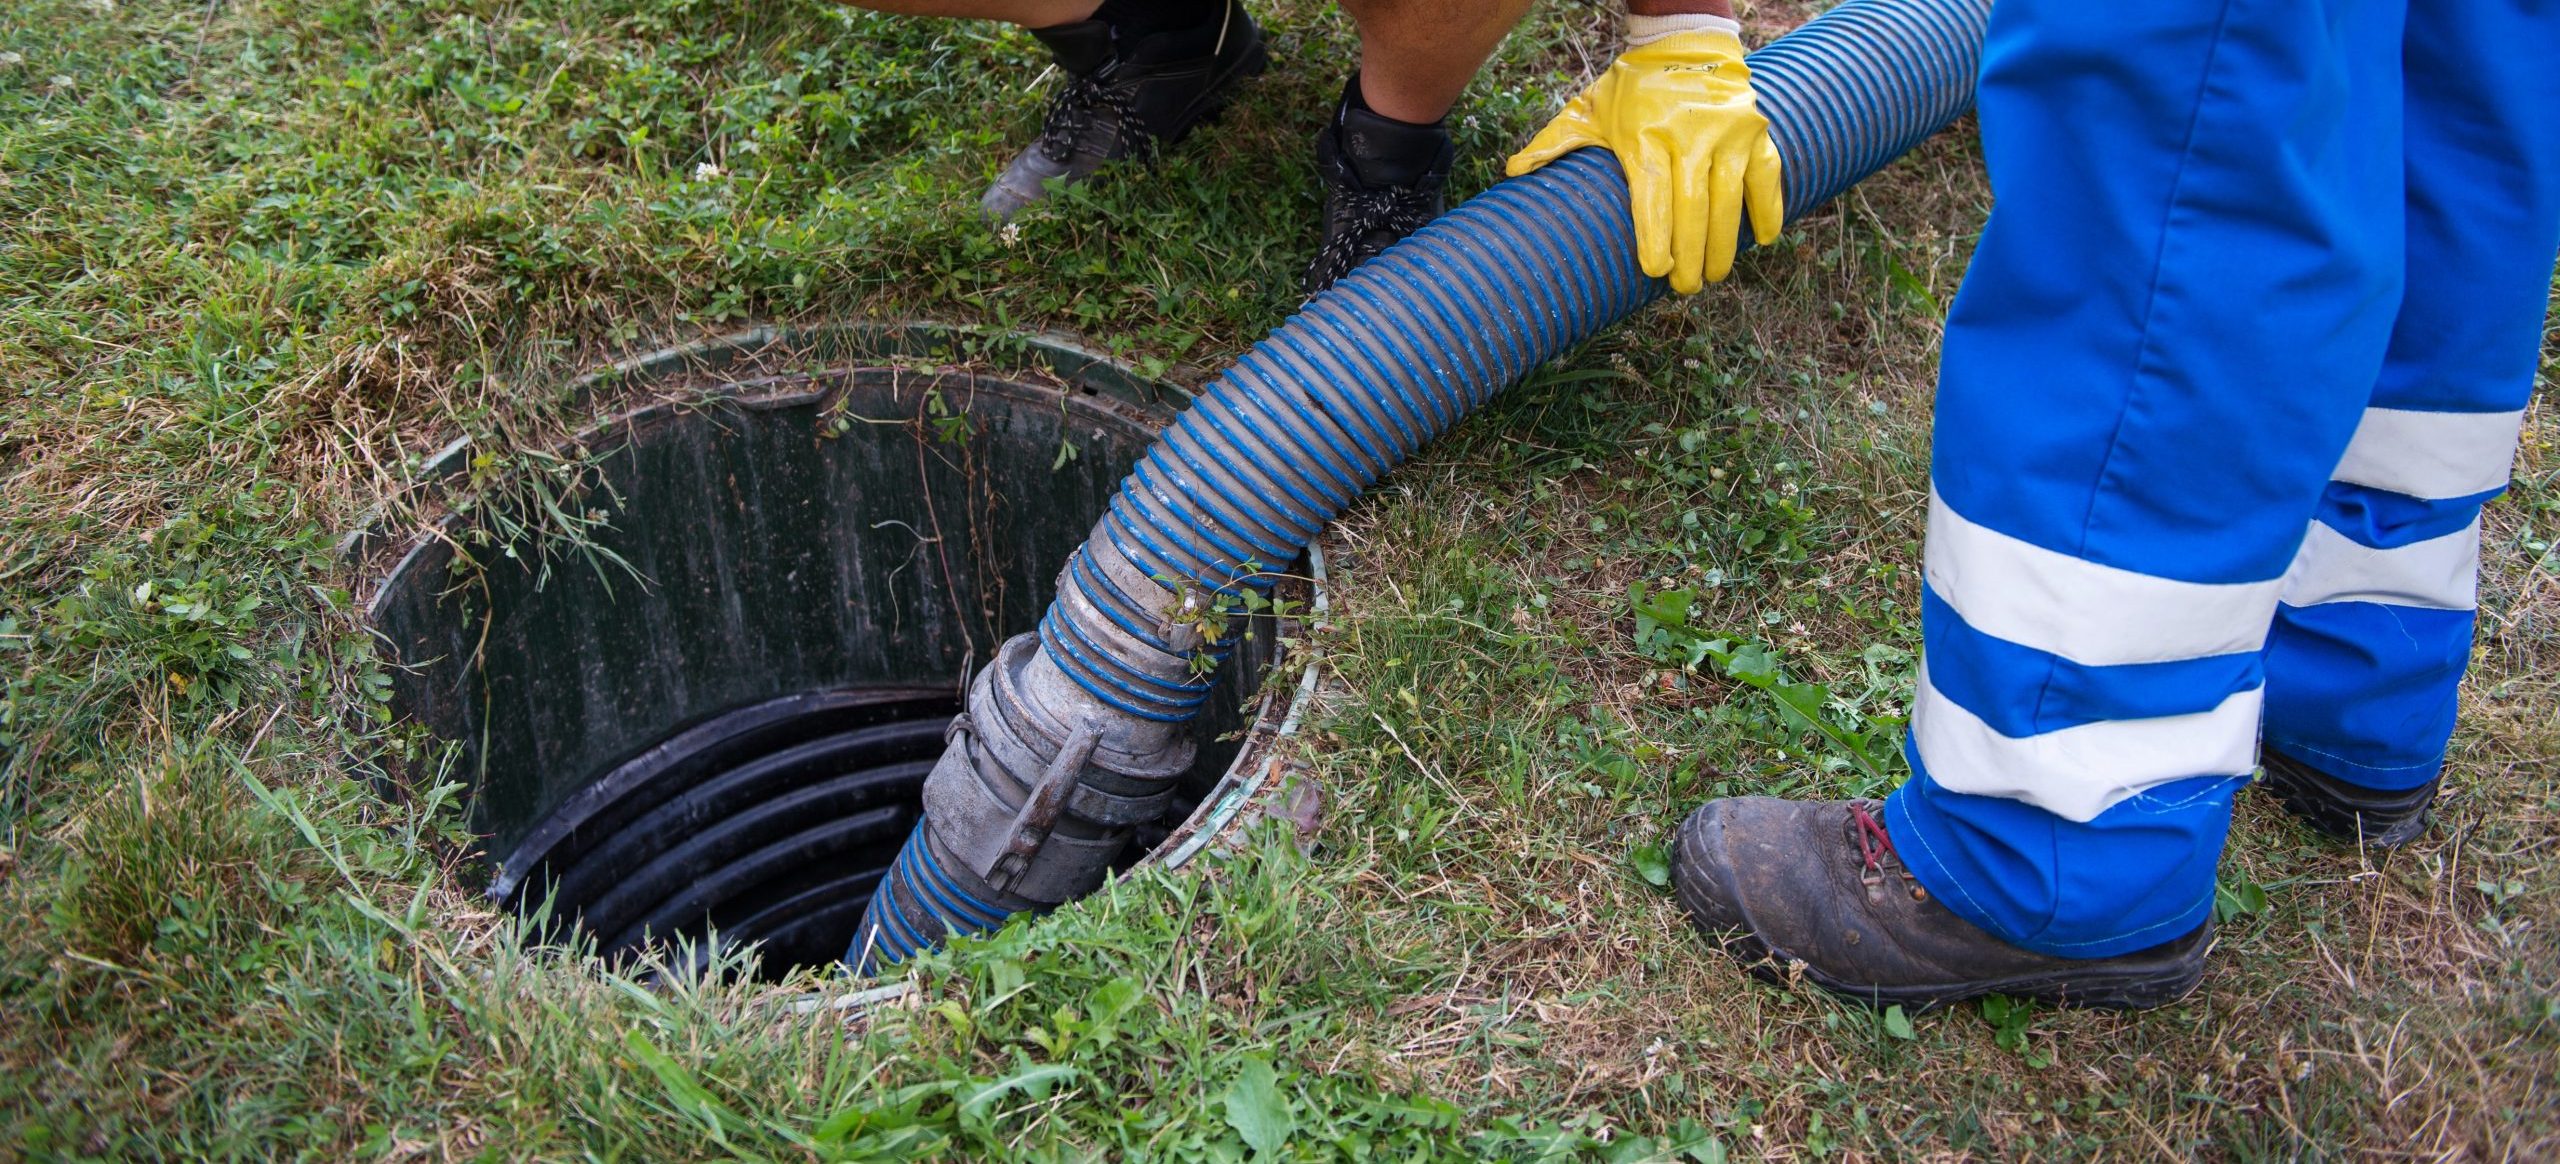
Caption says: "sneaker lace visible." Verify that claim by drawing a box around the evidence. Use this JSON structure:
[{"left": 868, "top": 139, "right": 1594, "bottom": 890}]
[
  {"left": 1311, "top": 185, "right": 1437, "bottom": 288},
  {"left": 1037, "top": 69, "right": 1144, "bottom": 165}
]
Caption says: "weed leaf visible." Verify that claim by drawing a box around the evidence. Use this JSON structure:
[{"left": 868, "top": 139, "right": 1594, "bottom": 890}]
[
  {"left": 1629, "top": 841, "right": 1673, "bottom": 889},
  {"left": 1225, "top": 1054, "right": 1294, "bottom": 1157},
  {"left": 957, "top": 1063, "right": 1078, "bottom": 1136}
]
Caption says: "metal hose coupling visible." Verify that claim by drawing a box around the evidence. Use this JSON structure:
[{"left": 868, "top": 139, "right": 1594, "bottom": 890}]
[{"left": 850, "top": 532, "right": 1211, "bottom": 967}]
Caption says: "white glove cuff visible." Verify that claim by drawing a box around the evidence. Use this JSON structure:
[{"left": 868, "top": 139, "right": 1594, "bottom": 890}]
[{"left": 1623, "top": 12, "right": 1742, "bottom": 47}]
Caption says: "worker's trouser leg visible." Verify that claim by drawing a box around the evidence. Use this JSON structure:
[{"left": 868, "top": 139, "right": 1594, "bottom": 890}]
[
  {"left": 1881, "top": 0, "right": 2557, "bottom": 959},
  {"left": 2262, "top": 0, "right": 2560, "bottom": 791}
]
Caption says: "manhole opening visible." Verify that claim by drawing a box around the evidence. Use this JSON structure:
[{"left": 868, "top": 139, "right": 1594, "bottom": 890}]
[{"left": 359, "top": 326, "right": 1300, "bottom": 981}]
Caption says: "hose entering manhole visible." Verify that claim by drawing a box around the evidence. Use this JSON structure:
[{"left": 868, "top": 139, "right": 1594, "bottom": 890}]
[{"left": 355, "top": 325, "right": 1318, "bottom": 981}]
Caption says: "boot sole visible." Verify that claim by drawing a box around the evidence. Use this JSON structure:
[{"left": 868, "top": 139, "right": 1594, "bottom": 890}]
[{"left": 1710, "top": 925, "right": 2212, "bottom": 1014}]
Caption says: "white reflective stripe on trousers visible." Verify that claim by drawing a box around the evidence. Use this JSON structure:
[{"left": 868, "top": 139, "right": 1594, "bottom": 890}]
[
  {"left": 2328, "top": 406, "right": 2528, "bottom": 501},
  {"left": 1923, "top": 487, "right": 2286, "bottom": 668},
  {"left": 2280, "top": 516, "right": 2482, "bottom": 611},
  {"left": 1910, "top": 663, "right": 2264, "bottom": 822}
]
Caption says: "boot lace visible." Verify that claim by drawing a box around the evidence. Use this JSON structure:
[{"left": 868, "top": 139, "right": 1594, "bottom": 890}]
[
  {"left": 1308, "top": 185, "right": 1438, "bottom": 291},
  {"left": 1848, "top": 801, "right": 1921, "bottom": 898},
  {"left": 1036, "top": 69, "right": 1145, "bottom": 165}
]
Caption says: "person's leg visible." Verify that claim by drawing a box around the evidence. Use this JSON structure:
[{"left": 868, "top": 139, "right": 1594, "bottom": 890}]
[
  {"left": 1882, "top": 0, "right": 2409, "bottom": 957},
  {"left": 2258, "top": 0, "right": 2560, "bottom": 843},
  {"left": 1676, "top": 0, "right": 2410, "bottom": 1007},
  {"left": 1299, "top": 0, "right": 1532, "bottom": 292},
  {"left": 1337, "top": 0, "right": 1533, "bottom": 124}
]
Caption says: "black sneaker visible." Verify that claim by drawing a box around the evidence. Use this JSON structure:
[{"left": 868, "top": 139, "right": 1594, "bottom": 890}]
[
  {"left": 1302, "top": 78, "right": 1454, "bottom": 294},
  {"left": 979, "top": 0, "right": 1268, "bottom": 222},
  {"left": 2258, "top": 749, "right": 2437, "bottom": 847},
  {"left": 1673, "top": 797, "right": 2212, "bottom": 1012}
]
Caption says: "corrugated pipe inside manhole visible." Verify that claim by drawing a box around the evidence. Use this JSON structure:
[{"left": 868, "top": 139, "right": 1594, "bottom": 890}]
[{"left": 352, "top": 323, "right": 1321, "bottom": 980}]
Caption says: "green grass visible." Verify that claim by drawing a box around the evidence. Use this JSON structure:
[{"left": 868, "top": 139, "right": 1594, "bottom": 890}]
[{"left": 4, "top": 0, "right": 2556, "bottom": 1159}]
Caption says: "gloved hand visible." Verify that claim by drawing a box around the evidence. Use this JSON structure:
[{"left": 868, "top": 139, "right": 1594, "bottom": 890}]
[{"left": 1506, "top": 17, "right": 1783, "bottom": 293}]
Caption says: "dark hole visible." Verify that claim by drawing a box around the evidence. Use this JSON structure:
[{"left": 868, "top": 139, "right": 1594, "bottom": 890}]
[
  {"left": 494, "top": 690, "right": 951, "bottom": 978},
  {"left": 359, "top": 329, "right": 1284, "bottom": 982},
  {"left": 492, "top": 686, "right": 1219, "bottom": 979}
]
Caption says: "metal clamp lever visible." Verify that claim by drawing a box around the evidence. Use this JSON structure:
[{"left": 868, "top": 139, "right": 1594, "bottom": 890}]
[{"left": 984, "top": 722, "right": 1101, "bottom": 893}]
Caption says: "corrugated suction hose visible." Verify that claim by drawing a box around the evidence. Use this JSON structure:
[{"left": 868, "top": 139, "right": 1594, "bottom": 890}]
[{"left": 851, "top": 0, "right": 1992, "bottom": 970}]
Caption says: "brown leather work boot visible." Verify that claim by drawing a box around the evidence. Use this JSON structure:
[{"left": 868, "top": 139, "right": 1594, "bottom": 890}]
[{"left": 1671, "top": 797, "right": 2212, "bottom": 1012}]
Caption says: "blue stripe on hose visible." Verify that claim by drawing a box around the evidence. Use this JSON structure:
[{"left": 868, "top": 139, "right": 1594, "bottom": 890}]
[
  {"left": 1044, "top": 606, "right": 1215, "bottom": 700},
  {"left": 860, "top": 920, "right": 906, "bottom": 966},
  {"left": 1242, "top": 349, "right": 1389, "bottom": 481},
  {"left": 1038, "top": 624, "right": 1206, "bottom": 715},
  {"left": 1067, "top": 551, "right": 1180, "bottom": 653},
  {"left": 1318, "top": 290, "right": 1461, "bottom": 432},
  {"left": 1356, "top": 245, "right": 1497, "bottom": 397},
  {"left": 911, "top": 839, "right": 1012, "bottom": 929},
  {"left": 1103, "top": 505, "right": 1218, "bottom": 593},
  {"left": 1350, "top": 239, "right": 1497, "bottom": 390},
  {"left": 1444, "top": 201, "right": 1574, "bottom": 360},
  {"left": 1226, "top": 363, "right": 1373, "bottom": 501},
  {"left": 1139, "top": 444, "right": 1311, "bottom": 550},
  {"left": 1071, "top": 546, "right": 1198, "bottom": 646},
  {"left": 876, "top": 902, "right": 926, "bottom": 962},
  {"left": 1106, "top": 499, "right": 1253, "bottom": 595},
  {"left": 1182, "top": 398, "right": 1341, "bottom": 522},
  {"left": 905, "top": 841, "right": 1010, "bottom": 933},
  {"left": 1433, "top": 205, "right": 1568, "bottom": 360},
  {"left": 1480, "top": 180, "right": 1606, "bottom": 346},
  {"left": 1154, "top": 436, "right": 1321, "bottom": 547},
  {"left": 870, "top": 904, "right": 913, "bottom": 960},
  {"left": 1327, "top": 282, "right": 1463, "bottom": 432},
  {"left": 1293, "top": 310, "right": 1446, "bottom": 445},
  {"left": 1098, "top": 513, "right": 1181, "bottom": 596},
  {"left": 1529, "top": 161, "right": 1644, "bottom": 322},
  {"left": 1193, "top": 389, "right": 1359, "bottom": 513},
  {"left": 1041, "top": 624, "right": 1214, "bottom": 714},
  {"left": 1118, "top": 473, "right": 1257, "bottom": 576},
  {"left": 1411, "top": 219, "right": 1541, "bottom": 378},
  {"left": 1129, "top": 458, "right": 1291, "bottom": 565},
  {"left": 1041, "top": 608, "right": 1214, "bottom": 707},
  {"left": 1406, "top": 237, "right": 1532, "bottom": 382},
  {"left": 1253, "top": 349, "right": 1394, "bottom": 484},
  {"left": 871, "top": 872, "right": 927, "bottom": 959},
  {"left": 1042, "top": 648, "right": 1209, "bottom": 722},
  {"left": 1269, "top": 327, "right": 1421, "bottom": 454}
]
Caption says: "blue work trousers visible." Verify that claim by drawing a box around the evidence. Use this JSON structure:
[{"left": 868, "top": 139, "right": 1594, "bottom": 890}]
[{"left": 1883, "top": 0, "right": 2560, "bottom": 957}]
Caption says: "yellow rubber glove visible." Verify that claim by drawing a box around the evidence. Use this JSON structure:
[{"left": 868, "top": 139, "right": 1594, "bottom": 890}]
[{"left": 1506, "top": 22, "right": 1784, "bottom": 293}]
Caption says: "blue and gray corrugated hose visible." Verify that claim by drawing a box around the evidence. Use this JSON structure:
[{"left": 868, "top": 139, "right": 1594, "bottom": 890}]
[{"left": 850, "top": 0, "right": 1992, "bottom": 970}]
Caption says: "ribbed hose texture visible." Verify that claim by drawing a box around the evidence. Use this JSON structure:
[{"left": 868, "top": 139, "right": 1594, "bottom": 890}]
[
  {"left": 1050, "top": 0, "right": 1990, "bottom": 719},
  {"left": 852, "top": 0, "right": 1991, "bottom": 969}
]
